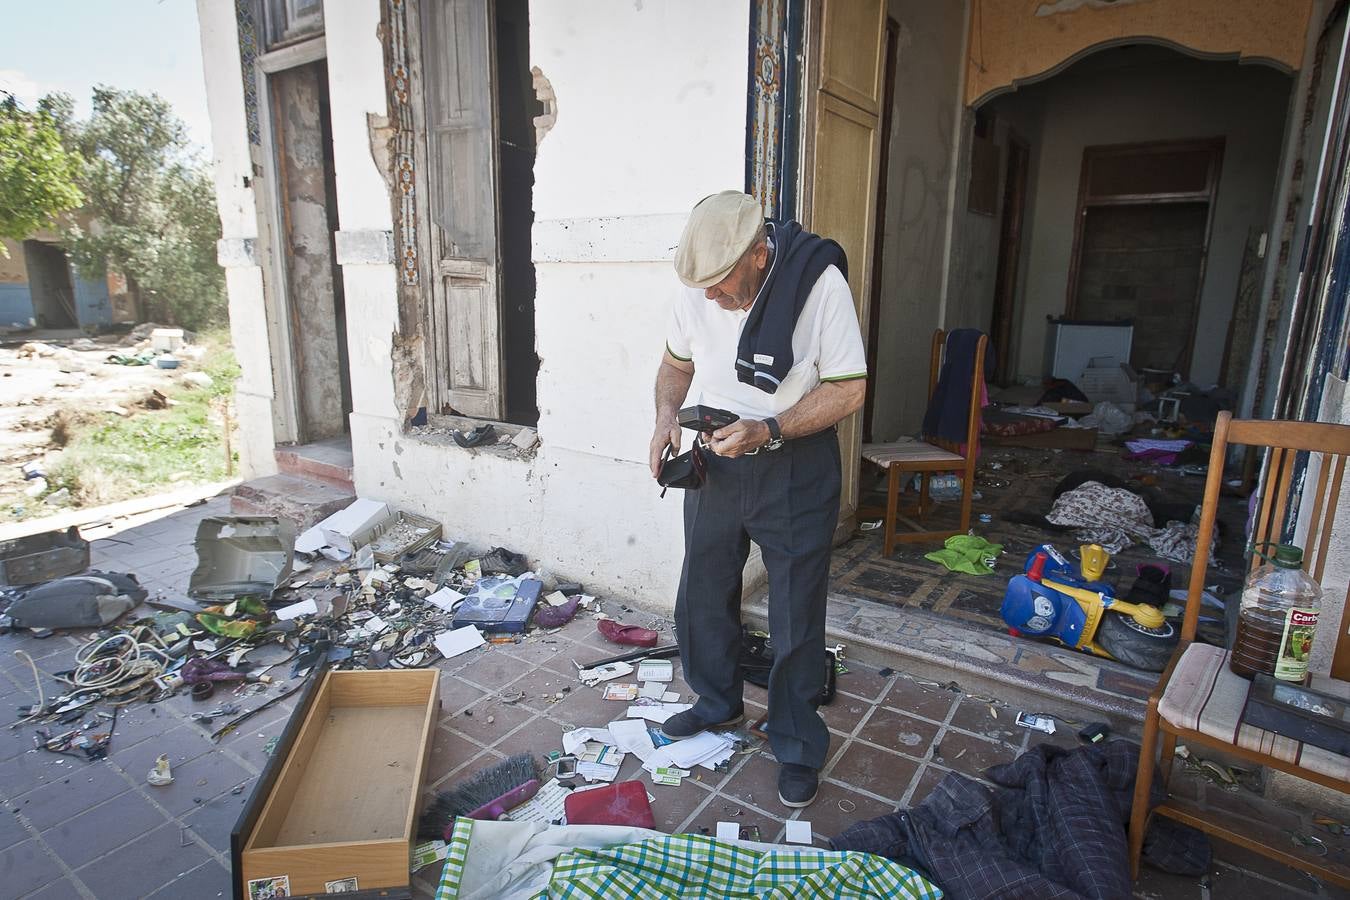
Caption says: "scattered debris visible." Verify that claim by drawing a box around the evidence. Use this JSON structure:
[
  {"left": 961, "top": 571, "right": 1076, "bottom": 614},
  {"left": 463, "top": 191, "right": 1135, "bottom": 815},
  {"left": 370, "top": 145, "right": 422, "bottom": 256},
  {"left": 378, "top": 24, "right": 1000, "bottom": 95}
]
[{"left": 147, "top": 754, "right": 174, "bottom": 786}]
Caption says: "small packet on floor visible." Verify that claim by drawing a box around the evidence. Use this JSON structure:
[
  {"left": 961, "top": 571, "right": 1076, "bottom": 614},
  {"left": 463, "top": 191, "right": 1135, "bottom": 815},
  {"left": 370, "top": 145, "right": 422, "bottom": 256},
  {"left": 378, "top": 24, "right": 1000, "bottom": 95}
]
[
  {"left": 1016, "top": 712, "right": 1056, "bottom": 734},
  {"left": 604, "top": 683, "right": 639, "bottom": 701}
]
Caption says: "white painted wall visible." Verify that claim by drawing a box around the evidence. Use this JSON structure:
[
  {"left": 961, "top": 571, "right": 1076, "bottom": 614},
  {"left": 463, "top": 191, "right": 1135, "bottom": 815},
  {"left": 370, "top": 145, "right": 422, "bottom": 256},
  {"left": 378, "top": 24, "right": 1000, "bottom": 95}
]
[
  {"left": 197, "top": 0, "right": 277, "bottom": 478},
  {"left": 323, "top": 0, "right": 749, "bottom": 608}
]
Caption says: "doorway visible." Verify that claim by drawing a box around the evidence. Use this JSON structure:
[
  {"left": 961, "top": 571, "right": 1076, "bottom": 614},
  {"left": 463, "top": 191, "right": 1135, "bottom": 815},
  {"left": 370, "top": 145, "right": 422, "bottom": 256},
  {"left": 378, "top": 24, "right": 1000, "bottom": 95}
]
[
  {"left": 989, "top": 134, "right": 1028, "bottom": 385},
  {"left": 269, "top": 60, "right": 351, "bottom": 442},
  {"left": 22, "top": 241, "right": 77, "bottom": 329},
  {"left": 1066, "top": 139, "right": 1223, "bottom": 375}
]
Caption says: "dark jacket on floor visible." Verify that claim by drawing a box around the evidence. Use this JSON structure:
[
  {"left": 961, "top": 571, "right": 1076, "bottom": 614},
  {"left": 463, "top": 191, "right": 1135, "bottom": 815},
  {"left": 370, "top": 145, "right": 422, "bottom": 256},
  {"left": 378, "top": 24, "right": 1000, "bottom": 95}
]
[
  {"left": 735, "top": 220, "right": 847, "bottom": 394},
  {"left": 830, "top": 740, "right": 1208, "bottom": 900}
]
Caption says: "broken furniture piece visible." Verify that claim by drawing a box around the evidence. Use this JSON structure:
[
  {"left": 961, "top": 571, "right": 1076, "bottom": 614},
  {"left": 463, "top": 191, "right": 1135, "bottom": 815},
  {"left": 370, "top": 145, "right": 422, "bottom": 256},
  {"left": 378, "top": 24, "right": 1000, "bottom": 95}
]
[
  {"left": 860, "top": 329, "right": 988, "bottom": 554},
  {"left": 0, "top": 526, "right": 90, "bottom": 587},
  {"left": 189, "top": 516, "right": 295, "bottom": 600},
  {"left": 232, "top": 667, "right": 440, "bottom": 898}
]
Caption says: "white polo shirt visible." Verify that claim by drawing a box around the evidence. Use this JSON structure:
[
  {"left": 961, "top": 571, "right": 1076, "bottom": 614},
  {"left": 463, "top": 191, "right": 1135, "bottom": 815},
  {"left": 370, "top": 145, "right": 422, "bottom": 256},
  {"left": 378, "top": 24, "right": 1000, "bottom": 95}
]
[{"left": 666, "top": 264, "right": 867, "bottom": 420}]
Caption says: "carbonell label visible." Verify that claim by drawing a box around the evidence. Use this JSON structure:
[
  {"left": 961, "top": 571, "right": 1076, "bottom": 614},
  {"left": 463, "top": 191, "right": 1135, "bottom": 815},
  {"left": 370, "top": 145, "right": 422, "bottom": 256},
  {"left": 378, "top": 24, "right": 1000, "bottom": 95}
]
[{"left": 1275, "top": 607, "right": 1319, "bottom": 681}]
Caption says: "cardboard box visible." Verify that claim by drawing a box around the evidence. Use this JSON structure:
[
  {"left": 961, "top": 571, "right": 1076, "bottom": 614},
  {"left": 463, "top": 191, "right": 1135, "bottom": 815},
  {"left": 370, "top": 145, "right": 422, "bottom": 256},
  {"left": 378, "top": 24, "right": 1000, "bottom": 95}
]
[
  {"left": 319, "top": 499, "right": 392, "bottom": 555},
  {"left": 1078, "top": 358, "right": 1138, "bottom": 405},
  {"left": 233, "top": 668, "right": 440, "bottom": 898},
  {"left": 150, "top": 328, "right": 184, "bottom": 352}
]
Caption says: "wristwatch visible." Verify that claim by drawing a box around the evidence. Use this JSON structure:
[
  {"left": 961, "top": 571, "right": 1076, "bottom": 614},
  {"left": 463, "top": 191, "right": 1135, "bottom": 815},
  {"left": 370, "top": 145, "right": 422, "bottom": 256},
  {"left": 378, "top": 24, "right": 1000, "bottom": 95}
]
[{"left": 763, "top": 417, "right": 784, "bottom": 451}]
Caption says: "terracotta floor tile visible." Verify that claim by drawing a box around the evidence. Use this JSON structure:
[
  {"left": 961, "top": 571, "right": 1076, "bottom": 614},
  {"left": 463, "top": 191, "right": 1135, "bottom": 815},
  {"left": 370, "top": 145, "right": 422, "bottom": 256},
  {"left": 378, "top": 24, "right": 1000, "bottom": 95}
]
[
  {"left": 824, "top": 742, "right": 918, "bottom": 804},
  {"left": 835, "top": 666, "right": 893, "bottom": 703},
  {"left": 799, "top": 780, "right": 897, "bottom": 843},
  {"left": 947, "top": 697, "right": 1022, "bottom": 744},
  {"left": 686, "top": 796, "right": 784, "bottom": 842},
  {"left": 931, "top": 730, "right": 1019, "bottom": 779},
  {"left": 855, "top": 706, "right": 941, "bottom": 759},
  {"left": 821, "top": 694, "right": 871, "bottom": 736},
  {"left": 879, "top": 676, "right": 958, "bottom": 723}
]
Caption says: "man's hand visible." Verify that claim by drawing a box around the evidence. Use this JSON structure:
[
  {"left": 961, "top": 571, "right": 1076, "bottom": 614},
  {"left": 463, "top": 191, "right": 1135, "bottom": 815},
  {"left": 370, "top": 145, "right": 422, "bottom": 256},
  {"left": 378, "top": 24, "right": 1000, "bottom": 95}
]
[
  {"left": 707, "top": 419, "right": 770, "bottom": 458},
  {"left": 649, "top": 419, "right": 682, "bottom": 478}
]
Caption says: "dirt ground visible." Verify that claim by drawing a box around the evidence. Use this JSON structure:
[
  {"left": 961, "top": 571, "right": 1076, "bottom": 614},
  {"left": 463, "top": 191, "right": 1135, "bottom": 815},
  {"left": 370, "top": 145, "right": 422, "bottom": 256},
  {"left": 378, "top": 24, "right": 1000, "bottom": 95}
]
[{"left": 0, "top": 329, "right": 212, "bottom": 521}]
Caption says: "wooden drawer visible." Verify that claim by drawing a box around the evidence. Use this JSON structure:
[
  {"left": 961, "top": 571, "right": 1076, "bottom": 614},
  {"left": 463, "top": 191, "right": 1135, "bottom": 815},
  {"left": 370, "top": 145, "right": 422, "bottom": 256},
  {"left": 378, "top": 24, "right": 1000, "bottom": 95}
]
[{"left": 232, "top": 668, "right": 440, "bottom": 899}]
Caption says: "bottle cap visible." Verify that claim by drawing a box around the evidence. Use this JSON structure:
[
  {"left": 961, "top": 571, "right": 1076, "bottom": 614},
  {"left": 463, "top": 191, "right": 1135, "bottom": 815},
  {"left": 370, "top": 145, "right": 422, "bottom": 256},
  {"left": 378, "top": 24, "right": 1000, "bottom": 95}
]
[{"left": 1274, "top": 544, "right": 1304, "bottom": 569}]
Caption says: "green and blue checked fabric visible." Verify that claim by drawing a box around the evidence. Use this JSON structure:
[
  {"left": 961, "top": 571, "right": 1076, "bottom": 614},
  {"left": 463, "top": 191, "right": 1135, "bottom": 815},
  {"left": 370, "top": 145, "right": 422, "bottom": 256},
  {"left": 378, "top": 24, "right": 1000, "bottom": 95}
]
[{"left": 437, "top": 819, "right": 940, "bottom": 899}]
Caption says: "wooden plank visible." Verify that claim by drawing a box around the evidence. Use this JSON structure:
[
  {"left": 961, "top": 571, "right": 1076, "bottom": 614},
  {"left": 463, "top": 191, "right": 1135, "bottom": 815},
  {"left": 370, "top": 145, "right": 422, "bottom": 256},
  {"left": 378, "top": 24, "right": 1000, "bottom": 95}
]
[
  {"left": 242, "top": 839, "right": 408, "bottom": 896},
  {"left": 327, "top": 668, "right": 438, "bottom": 707},
  {"left": 247, "top": 675, "right": 335, "bottom": 850}
]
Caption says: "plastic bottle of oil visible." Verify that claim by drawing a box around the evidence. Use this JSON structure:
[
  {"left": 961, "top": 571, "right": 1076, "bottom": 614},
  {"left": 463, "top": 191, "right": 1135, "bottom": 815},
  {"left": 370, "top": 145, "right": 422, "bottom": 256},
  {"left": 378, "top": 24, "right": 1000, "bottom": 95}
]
[{"left": 1230, "top": 544, "right": 1322, "bottom": 681}]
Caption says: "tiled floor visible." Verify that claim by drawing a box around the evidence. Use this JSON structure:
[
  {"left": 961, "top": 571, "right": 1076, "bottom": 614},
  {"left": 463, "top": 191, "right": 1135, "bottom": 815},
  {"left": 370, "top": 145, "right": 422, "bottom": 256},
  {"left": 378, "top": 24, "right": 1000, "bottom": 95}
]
[{"left": 0, "top": 495, "right": 1344, "bottom": 899}]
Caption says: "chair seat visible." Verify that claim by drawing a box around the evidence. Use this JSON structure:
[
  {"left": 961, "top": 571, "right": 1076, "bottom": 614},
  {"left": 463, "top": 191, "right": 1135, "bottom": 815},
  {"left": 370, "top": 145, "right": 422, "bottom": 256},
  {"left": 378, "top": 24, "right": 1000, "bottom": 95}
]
[
  {"left": 1158, "top": 643, "right": 1350, "bottom": 781},
  {"left": 862, "top": 441, "right": 963, "bottom": 467}
]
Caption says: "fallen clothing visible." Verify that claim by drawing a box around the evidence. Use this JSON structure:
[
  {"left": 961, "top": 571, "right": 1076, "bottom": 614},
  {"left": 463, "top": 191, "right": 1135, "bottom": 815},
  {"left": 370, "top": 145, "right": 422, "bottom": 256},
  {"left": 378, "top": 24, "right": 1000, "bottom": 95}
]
[
  {"left": 924, "top": 534, "right": 1003, "bottom": 576},
  {"left": 830, "top": 741, "right": 1209, "bottom": 900},
  {"left": 436, "top": 818, "right": 941, "bottom": 900},
  {"left": 1047, "top": 481, "right": 1215, "bottom": 562}
]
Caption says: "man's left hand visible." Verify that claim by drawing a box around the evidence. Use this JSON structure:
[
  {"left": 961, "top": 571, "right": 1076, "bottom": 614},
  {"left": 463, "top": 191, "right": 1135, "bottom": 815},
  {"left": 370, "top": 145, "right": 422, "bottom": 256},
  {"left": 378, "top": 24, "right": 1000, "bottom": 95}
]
[{"left": 707, "top": 419, "right": 771, "bottom": 457}]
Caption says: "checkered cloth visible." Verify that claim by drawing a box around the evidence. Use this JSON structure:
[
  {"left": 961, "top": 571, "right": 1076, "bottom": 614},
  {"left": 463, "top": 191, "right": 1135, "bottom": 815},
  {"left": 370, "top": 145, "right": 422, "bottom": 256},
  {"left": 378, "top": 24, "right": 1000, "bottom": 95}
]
[
  {"left": 541, "top": 833, "right": 941, "bottom": 899},
  {"left": 831, "top": 741, "right": 1209, "bottom": 899}
]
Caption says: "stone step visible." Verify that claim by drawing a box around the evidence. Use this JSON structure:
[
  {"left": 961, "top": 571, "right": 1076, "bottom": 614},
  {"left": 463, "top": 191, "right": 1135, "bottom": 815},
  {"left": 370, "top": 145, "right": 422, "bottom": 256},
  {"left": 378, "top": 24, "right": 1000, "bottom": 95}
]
[
  {"left": 274, "top": 438, "right": 354, "bottom": 492},
  {"left": 230, "top": 473, "right": 355, "bottom": 534}
]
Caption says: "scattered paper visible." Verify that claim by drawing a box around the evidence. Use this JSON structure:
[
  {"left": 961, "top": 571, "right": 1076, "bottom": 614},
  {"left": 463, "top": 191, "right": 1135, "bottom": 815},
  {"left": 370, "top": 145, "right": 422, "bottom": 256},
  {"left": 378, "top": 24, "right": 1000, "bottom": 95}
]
[
  {"left": 666, "top": 731, "right": 735, "bottom": 770},
  {"left": 716, "top": 822, "right": 740, "bottom": 841},
  {"left": 411, "top": 840, "right": 449, "bottom": 872},
  {"left": 625, "top": 702, "right": 692, "bottom": 724},
  {"left": 577, "top": 761, "right": 621, "bottom": 782},
  {"left": 662, "top": 691, "right": 681, "bottom": 703},
  {"left": 638, "top": 681, "right": 666, "bottom": 700},
  {"left": 275, "top": 598, "right": 319, "bottom": 621},
  {"left": 561, "top": 727, "right": 615, "bottom": 755},
  {"left": 426, "top": 586, "right": 466, "bottom": 613},
  {"left": 433, "top": 625, "right": 485, "bottom": 659},
  {"left": 607, "top": 719, "right": 656, "bottom": 760},
  {"left": 578, "top": 661, "right": 634, "bottom": 686},
  {"left": 506, "top": 778, "right": 569, "bottom": 824},
  {"left": 652, "top": 766, "right": 688, "bottom": 786},
  {"left": 785, "top": 820, "right": 812, "bottom": 844},
  {"left": 192, "top": 639, "right": 217, "bottom": 652},
  {"left": 576, "top": 742, "right": 625, "bottom": 765},
  {"left": 641, "top": 746, "right": 676, "bottom": 774},
  {"left": 604, "top": 683, "right": 639, "bottom": 701},
  {"left": 544, "top": 591, "right": 571, "bottom": 607},
  {"left": 637, "top": 659, "right": 673, "bottom": 682},
  {"left": 364, "top": 615, "right": 390, "bottom": 635}
]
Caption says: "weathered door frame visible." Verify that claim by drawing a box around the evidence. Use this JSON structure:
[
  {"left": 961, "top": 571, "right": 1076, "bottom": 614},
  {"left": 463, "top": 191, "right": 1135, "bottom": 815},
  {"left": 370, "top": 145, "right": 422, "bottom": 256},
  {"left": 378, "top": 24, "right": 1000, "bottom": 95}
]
[
  {"left": 253, "top": 35, "right": 329, "bottom": 447},
  {"left": 989, "top": 130, "right": 1029, "bottom": 385},
  {"left": 798, "top": 0, "right": 887, "bottom": 533}
]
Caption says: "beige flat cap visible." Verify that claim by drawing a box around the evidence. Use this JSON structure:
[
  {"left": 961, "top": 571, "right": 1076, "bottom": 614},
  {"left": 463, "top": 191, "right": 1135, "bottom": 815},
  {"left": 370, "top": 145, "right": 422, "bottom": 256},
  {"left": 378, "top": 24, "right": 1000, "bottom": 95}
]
[{"left": 674, "top": 191, "right": 765, "bottom": 288}]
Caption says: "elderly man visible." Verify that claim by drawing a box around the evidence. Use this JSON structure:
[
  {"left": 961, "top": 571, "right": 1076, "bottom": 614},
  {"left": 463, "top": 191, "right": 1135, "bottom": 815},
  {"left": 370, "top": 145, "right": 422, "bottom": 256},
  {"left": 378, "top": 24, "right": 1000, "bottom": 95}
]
[{"left": 649, "top": 191, "right": 866, "bottom": 807}]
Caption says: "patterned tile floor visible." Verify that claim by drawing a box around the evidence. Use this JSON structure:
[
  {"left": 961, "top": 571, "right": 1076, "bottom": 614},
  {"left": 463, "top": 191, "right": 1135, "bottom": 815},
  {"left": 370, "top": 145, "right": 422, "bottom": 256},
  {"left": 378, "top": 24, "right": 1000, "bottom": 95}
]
[{"left": 0, "top": 492, "right": 1341, "bottom": 899}]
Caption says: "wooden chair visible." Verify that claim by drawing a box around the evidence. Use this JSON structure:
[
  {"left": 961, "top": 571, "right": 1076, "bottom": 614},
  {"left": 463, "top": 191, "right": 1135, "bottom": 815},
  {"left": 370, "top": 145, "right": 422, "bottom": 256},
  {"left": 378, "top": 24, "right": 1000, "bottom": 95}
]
[
  {"left": 859, "top": 329, "right": 987, "bottom": 556},
  {"left": 1128, "top": 411, "right": 1350, "bottom": 888}
]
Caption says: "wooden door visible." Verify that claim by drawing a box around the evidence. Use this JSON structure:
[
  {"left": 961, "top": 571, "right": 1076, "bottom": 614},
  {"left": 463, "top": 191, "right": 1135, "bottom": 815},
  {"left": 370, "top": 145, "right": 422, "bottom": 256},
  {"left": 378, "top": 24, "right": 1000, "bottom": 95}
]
[
  {"left": 419, "top": 0, "right": 503, "bottom": 419},
  {"left": 989, "top": 134, "right": 1028, "bottom": 385},
  {"left": 804, "top": 0, "right": 886, "bottom": 523}
]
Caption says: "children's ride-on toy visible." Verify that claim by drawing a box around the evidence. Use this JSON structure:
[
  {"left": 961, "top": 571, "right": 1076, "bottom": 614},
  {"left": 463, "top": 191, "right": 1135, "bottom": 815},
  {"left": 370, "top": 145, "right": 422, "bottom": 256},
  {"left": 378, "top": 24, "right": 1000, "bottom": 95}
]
[{"left": 1001, "top": 544, "right": 1179, "bottom": 672}]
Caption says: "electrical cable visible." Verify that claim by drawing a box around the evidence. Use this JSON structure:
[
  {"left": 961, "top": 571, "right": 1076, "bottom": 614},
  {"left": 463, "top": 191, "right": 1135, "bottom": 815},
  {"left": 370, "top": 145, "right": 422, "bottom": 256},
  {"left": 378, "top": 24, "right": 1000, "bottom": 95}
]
[{"left": 9, "top": 650, "right": 46, "bottom": 729}]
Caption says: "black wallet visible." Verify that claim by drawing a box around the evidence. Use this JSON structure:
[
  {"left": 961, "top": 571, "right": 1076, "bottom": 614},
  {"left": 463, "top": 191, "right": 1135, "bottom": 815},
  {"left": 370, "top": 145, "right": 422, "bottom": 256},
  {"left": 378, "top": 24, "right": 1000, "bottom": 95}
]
[{"left": 656, "top": 442, "right": 707, "bottom": 498}]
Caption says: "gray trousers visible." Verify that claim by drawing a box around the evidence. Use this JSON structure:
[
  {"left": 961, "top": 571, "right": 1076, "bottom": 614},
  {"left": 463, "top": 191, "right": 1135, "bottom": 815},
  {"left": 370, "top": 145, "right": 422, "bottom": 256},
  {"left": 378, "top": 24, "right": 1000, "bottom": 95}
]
[{"left": 673, "top": 428, "right": 840, "bottom": 769}]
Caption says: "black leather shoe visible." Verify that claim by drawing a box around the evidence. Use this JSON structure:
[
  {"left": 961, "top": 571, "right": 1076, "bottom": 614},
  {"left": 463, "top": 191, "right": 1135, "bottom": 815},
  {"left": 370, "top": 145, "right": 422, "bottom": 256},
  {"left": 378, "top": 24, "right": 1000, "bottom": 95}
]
[
  {"left": 659, "top": 707, "right": 744, "bottom": 740},
  {"left": 777, "top": 763, "right": 819, "bottom": 808}
]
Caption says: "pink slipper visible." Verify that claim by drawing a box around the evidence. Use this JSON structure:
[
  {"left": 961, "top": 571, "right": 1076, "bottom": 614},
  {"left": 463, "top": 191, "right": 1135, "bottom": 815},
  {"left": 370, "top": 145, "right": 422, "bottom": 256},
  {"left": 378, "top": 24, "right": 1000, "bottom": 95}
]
[{"left": 597, "top": 619, "right": 658, "bottom": 648}]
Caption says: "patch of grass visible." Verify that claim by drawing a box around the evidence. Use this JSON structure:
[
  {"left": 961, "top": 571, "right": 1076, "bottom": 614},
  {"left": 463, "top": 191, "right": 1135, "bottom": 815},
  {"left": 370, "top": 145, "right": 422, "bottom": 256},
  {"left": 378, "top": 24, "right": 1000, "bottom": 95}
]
[{"left": 45, "top": 331, "right": 241, "bottom": 509}]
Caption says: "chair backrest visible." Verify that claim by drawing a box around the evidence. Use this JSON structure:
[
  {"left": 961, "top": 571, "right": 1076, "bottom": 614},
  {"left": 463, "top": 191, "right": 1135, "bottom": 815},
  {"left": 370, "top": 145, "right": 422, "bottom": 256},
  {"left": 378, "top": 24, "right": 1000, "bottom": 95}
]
[
  {"left": 1183, "top": 412, "right": 1350, "bottom": 676},
  {"left": 922, "top": 328, "right": 988, "bottom": 457}
]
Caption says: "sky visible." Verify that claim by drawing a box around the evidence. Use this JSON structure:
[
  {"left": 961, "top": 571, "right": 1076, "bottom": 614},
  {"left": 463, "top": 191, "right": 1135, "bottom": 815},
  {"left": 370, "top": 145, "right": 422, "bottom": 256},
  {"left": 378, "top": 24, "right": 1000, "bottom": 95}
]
[{"left": 0, "top": 0, "right": 213, "bottom": 152}]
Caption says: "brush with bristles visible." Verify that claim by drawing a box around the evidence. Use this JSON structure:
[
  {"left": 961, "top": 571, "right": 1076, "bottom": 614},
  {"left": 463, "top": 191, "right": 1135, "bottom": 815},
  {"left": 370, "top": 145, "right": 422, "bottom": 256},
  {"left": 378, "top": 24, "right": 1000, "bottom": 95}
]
[{"left": 418, "top": 753, "right": 542, "bottom": 839}]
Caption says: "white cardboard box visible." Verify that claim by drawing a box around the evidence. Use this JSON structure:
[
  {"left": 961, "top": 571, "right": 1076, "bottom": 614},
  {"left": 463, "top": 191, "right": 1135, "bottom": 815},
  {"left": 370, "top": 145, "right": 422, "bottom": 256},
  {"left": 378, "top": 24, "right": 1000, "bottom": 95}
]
[
  {"left": 150, "top": 328, "right": 184, "bottom": 352},
  {"left": 1078, "top": 359, "right": 1138, "bottom": 405},
  {"left": 318, "top": 498, "right": 391, "bottom": 554}
]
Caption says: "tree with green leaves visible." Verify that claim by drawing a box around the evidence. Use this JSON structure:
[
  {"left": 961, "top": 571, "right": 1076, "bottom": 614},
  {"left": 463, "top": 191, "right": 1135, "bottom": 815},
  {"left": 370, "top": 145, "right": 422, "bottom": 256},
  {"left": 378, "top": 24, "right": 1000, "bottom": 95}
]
[
  {"left": 0, "top": 93, "right": 84, "bottom": 255},
  {"left": 57, "top": 87, "right": 225, "bottom": 329}
]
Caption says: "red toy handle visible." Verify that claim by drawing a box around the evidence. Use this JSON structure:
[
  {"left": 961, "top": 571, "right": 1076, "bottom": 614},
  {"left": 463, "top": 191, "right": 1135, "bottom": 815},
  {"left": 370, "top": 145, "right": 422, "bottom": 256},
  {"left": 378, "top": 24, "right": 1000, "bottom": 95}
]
[{"left": 1027, "top": 552, "right": 1048, "bottom": 583}]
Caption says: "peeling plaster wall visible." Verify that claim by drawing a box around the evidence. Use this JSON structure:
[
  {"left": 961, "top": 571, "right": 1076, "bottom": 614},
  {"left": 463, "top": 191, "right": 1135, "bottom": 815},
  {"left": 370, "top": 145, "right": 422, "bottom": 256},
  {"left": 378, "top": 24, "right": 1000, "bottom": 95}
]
[
  {"left": 196, "top": 0, "right": 277, "bottom": 479},
  {"left": 332, "top": 0, "right": 748, "bottom": 609},
  {"left": 869, "top": 0, "right": 968, "bottom": 441}
]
